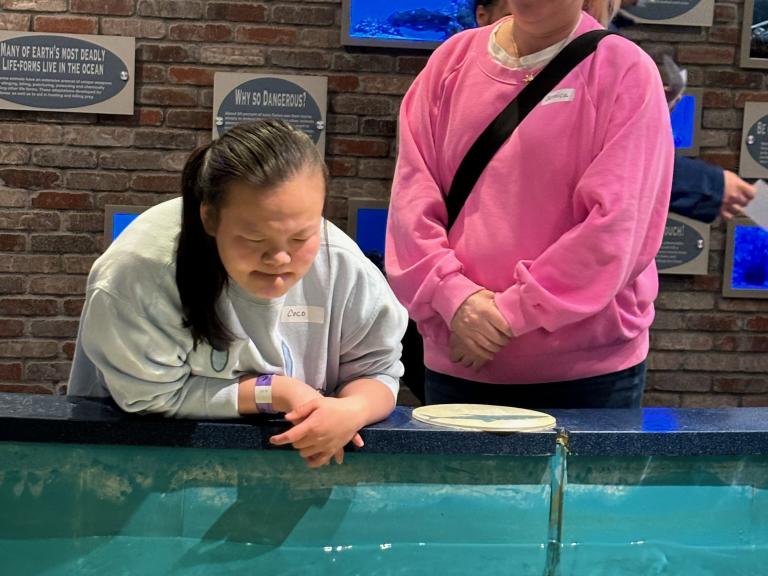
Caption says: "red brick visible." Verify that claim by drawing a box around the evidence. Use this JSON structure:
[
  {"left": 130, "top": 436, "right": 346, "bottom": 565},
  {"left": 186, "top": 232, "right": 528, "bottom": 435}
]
[
  {"left": 66, "top": 171, "right": 129, "bottom": 191},
  {"left": 137, "top": 43, "right": 197, "bottom": 63},
  {"left": 199, "top": 45, "right": 265, "bottom": 66},
  {"left": 137, "top": 64, "right": 166, "bottom": 84},
  {"left": 166, "top": 109, "right": 211, "bottom": 129},
  {"left": 168, "top": 67, "right": 215, "bottom": 86},
  {"left": 680, "top": 394, "right": 740, "bottom": 408},
  {"left": 0, "top": 211, "right": 59, "bottom": 231},
  {"left": 62, "top": 126, "right": 133, "bottom": 147},
  {"left": 269, "top": 49, "right": 330, "bottom": 70},
  {"left": 685, "top": 314, "right": 741, "bottom": 331},
  {"left": 0, "top": 363, "right": 22, "bottom": 380},
  {"left": 31, "top": 234, "right": 95, "bottom": 254},
  {"left": 32, "top": 148, "right": 98, "bottom": 169},
  {"left": 29, "top": 275, "right": 87, "bottom": 295},
  {"left": 1, "top": 0, "right": 66, "bottom": 10},
  {"left": 0, "top": 124, "right": 61, "bottom": 145},
  {"left": 329, "top": 138, "right": 389, "bottom": 158},
  {"left": 713, "top": 377, "right": 768, "bottom": 394},
  {"left": 30, "top": 320, "right": 79, "bottom": 338},
  {"left": 206, "top": 2, "right": 267, "bottom": 22},
  {"left": 0, "top": 384, "right": 54, "bottom": 393},
  {"left": 101, "top": 18, "right": 165, "bottom": 38},
  {"left": 332, "top": 94, "right": 393, "bottom": 116},
  {"left": 0, "top": 145, "right": 29, "bottom": 165},
  {"left": 33, "top": 16, "right": 97, "bottom": 34},
  {"left": 677, "top": 44, "right": 735, "bottom": 65},
  {"left": 130, "top": 173, "right": 182, "bottom": 192},
  {"left": 327, "top": 75, "right": 360, "bottom": 93},
  {"left": 713, "top": 335, "right": 768, "bottom": 352},
  {"left": 0, "top": 13, "right": 30, "bottom": 30},
  {"left": 64, "top": 214, "right": 103, "bottom": 233},
  {"left": 139, "top": 87, "right": 197, "bottom": 107},
  {"left": 708, "top": 26, "right": 739, "bottom": 44},
  {"left": 360, "top": 76, "right": 414, "bottom": 96},
  {"left": 0, "top": 340, "right": 59, "bottom": 358},
  {"left": 713, "top": 4, "right": 737, "bottom": 24},
  {"left": 62, "top": 298, "right": 85, "bottom": 316},
  {"left": 328, "top": 158, "right": 357, "bottom": 178},
  {"left": 397, "top": 56, "right": 428, "bottom": 75},
  {"left": 0, "top": 320, "right": 24, "bottom": 337},
  {"left": 702, "top": 90, "right": 733, "bottom": 109},
  {"left": 62, "top": 341, "right": 76, "bottom": 359},
  {"left": 138, "top": 0, "right": 203, "bottom": 18},
  {"left": 0, "top": 234, "right": 25, "bottom": 252},
  {"left": 25, "top": 362, "right": 72, "bottom": 381},
  {"left": 0, "top": 169, "right": 60, "bottom": 190},
  {"left": 746, "top": 316, "right": 768, "bottom": 331},
  {"left": 169, "top": 23, "right": 232, "bottom": 42},
  {"left": 32, "top": 191, "right": 93, "bottom": 210},
  {"left": 62, "top": 255, "right": 96, "bottom": 273},
  {"left": 698, "top": 152, "right": 739, "bottom": 172},
  {"left": 235, "top": 26, "right": 297, "bottom": 45},
  {"left": 327, "top": 115, "right": 358, "bottom": 134},
  {"left": 0, "top": 256, "right": 60, "bottom": 274},
  {"left": 272, "top": 5, "right": 334, "bottom": 26},
  {"left": 71, "top": 0, "right": 135, "bottom": 15},
  {"left": 0, "top": 298, "right": 58, "bottom": 316}
]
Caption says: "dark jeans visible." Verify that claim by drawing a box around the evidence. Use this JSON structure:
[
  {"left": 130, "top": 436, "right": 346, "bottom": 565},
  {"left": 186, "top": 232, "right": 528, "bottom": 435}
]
[{"left": 424, "top": 361, "right": 647, "bottom": 409}]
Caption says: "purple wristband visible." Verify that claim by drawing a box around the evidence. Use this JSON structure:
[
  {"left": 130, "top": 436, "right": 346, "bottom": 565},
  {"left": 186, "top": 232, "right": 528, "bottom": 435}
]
[{"left": 255, "top": 374, "right": 274, "bottom": 413}]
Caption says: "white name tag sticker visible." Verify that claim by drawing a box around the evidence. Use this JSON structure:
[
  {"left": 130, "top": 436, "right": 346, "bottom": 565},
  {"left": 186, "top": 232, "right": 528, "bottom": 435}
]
[
  {"left": 542, "top": 88, "right": 576, "bottom": 106},
  {"left": 281, "top": 306, "right": 325, "bottom": 324}
]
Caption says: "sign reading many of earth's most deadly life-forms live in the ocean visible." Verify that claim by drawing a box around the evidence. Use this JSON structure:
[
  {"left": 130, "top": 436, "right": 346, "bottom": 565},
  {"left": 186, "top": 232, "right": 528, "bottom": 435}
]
[
  {"left": 0, "top": 31, "right": 134, "bottom": 115},
  {"left": 620, "top": 0, "right": 714, "bottom": 26},
  {"left": 213, "top": 73, "right": 328, "bottom": 155}
]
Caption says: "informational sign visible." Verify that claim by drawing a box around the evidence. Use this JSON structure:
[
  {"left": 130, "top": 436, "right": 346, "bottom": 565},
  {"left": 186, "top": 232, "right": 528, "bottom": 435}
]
[
  {"left": 741, "top": 1, "right": 768, "bottom": 70},
  {"left": 723, "top": 216, "right": 768, "bottom": 298},
  {"left": 212, "top": 73, "right": 327, "bottom": 155},
  {"left": 739, "top": 102, "right": 768, "bottom": 179},
  {"left": 0, "top": 31, "right": 134, "bottom": 115},
  {"left": 670, "top": 88, "right": 702, "bottom": 157},
  {"left": 621, "top": 0, "right": 714, "bottom": 27},
  {"left": 656, "top": 212, "right": 710, "bottom": 275},
  {"left": 347, "top": 198, "right": 389, "bottom": 272}
]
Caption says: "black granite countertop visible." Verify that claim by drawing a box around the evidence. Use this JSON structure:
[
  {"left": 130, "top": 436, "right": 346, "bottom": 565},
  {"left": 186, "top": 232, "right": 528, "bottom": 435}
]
[{"left": 1, "top": 392, "right": 767, "bottom": 457}]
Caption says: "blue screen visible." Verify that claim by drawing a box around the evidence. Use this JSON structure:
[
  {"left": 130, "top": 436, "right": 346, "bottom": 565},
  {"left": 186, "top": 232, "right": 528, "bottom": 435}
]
[
  {"left": 348, "top": 0, "right": 476, "bottom": 45},
  {"left": 670, "top": 94, "right": 696, "bottom": 150},
  {"left": 355, "top": 207, "right": 388, "bottom": 271},
  {"left": 112, "top": 213, "right": 140, "bottom": 241},
  {"left": 731, "top": 225, "right": 768, "bottom": 291}
]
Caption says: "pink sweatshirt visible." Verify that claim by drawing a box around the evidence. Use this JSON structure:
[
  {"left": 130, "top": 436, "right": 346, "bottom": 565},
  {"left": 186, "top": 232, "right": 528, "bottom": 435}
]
[{"left": 385, "top": 13, "right": 673, "bottom": 384}]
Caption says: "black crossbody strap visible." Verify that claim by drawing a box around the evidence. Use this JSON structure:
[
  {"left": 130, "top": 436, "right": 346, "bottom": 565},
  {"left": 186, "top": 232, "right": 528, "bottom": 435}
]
[{"left": 445, "top": 29, "right": 614, "bottom": 231}]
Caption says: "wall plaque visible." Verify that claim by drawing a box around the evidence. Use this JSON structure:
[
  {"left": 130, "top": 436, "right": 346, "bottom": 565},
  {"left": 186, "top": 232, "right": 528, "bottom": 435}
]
[
  {"left": 657, "top": 212, "right": 710, "bottom": 275},
  {"left": 213, "top": 73, "right": 327, "bottom": 154},
  {"left": 620, "top": 0, "right": 714, "bottom": 27},
  {"left": 739, "top": 102, "right": 768, "bottom": 179},
  {"left": 0, "top": 31, "right": 134, "bottom": 115}
]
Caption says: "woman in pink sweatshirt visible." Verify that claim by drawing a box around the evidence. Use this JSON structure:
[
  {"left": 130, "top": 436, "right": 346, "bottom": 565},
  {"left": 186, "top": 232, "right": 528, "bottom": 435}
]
[{"left": 385, "top": 0, "right": 673, "bottom": 408}]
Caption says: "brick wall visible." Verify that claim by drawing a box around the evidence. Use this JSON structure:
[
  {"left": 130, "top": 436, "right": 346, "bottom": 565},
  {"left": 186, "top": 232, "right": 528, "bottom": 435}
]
[{"left": 0, "top": 0, "right": 765, "bottom": 407}]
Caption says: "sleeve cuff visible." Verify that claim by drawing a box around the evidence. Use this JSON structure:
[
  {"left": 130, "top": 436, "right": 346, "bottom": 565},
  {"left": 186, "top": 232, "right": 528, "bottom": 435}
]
[
  {"left": 494, "top": 284, "right": 536, "bottom": 338},
  {"left": 199, "top": 378, "right": 240, "bottom": 419},
  {"left": 431, "top": 273, "right": 483, "bottom": 328}
]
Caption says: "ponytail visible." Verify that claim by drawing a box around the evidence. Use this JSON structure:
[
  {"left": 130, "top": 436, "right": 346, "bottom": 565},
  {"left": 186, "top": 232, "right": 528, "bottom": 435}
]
[{"left": 176, "top": 144, "right": 232, "bottom": 350}]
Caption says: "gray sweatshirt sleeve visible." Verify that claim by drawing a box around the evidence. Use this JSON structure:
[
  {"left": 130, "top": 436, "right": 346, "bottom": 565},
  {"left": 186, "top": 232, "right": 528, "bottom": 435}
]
[
  {"left": 336, "top": 268, "right": 409, "bottom": 401},
  {"left": 79, "top": 288, "right": 240, "bottom": 419}
]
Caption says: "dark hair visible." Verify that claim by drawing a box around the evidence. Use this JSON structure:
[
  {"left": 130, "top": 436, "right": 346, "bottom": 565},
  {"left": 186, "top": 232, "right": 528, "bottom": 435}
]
[
  {"left": 176, "top": 120, "right": 327, "bottom": 350},
  {"left": 474, "top": 0, "right": 499, "bottom": 9}
]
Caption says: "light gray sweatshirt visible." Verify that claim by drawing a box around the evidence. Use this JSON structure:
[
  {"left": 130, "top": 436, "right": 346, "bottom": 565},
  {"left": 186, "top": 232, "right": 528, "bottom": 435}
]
[{"left": 68, "top": 197, "right": 408, "bottom": 419}]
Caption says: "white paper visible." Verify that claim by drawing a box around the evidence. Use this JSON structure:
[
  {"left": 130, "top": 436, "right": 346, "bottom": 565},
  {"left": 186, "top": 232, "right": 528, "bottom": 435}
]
[{"left": 745, "top": 180, "right": 768, "bottom": 230}]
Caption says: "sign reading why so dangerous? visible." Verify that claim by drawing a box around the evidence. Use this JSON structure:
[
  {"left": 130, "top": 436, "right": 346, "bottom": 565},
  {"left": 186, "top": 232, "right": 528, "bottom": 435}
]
[{"left": 0, "top": 31, "right": 135, "bottom": 115}]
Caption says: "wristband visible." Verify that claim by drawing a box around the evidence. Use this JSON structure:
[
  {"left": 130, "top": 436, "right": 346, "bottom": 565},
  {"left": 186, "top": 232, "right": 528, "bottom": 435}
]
[{"left": 255, "top": 374, "right": 274, "bottom": 413}]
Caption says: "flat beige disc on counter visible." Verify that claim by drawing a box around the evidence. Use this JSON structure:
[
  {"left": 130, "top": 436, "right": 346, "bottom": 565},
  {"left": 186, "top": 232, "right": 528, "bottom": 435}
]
[{"left": 412, "top": 404, "right": 556, "bottom": 432}]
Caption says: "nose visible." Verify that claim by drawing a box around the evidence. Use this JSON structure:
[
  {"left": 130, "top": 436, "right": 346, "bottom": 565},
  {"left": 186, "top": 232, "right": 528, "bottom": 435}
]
[{"left": 262, "top": 249, "right": 291, "bottom": 267}]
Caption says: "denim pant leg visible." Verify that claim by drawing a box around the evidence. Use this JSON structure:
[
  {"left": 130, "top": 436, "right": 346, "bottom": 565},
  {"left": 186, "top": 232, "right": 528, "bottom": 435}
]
[{"left": 424, "top": 362, "right": 647, "bottom": 409}]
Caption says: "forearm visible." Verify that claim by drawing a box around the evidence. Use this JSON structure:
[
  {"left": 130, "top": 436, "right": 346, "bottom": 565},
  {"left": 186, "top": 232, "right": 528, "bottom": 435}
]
[
  {"left": 337, "top": 378, "right": 396, "bottom": 427},
  {"left": 237, "top": 375, "right": 320, "bottom": 415}
]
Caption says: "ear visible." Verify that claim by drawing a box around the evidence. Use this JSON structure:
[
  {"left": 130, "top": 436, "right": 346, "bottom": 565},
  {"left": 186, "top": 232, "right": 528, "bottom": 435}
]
[
  {"left": 199, "top": 203, "right": 217, "bottom": 237},
  {"left": 476, "top": 7, "right": 488, "bottom": 26}
]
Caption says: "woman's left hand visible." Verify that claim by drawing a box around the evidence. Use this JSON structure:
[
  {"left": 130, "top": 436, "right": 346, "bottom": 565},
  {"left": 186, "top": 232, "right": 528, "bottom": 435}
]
[
  {"left": 449, "top": 333, "right": 490, "bottom": 370},
  {"left": 269, "top": 397, "right": 366, "bottom": 468}
]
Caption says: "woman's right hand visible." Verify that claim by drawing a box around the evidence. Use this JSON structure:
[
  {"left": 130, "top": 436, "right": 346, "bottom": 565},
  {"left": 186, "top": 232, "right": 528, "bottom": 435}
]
[{"left": 450, "top": 290, "right": 512, "bottom": 364}]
